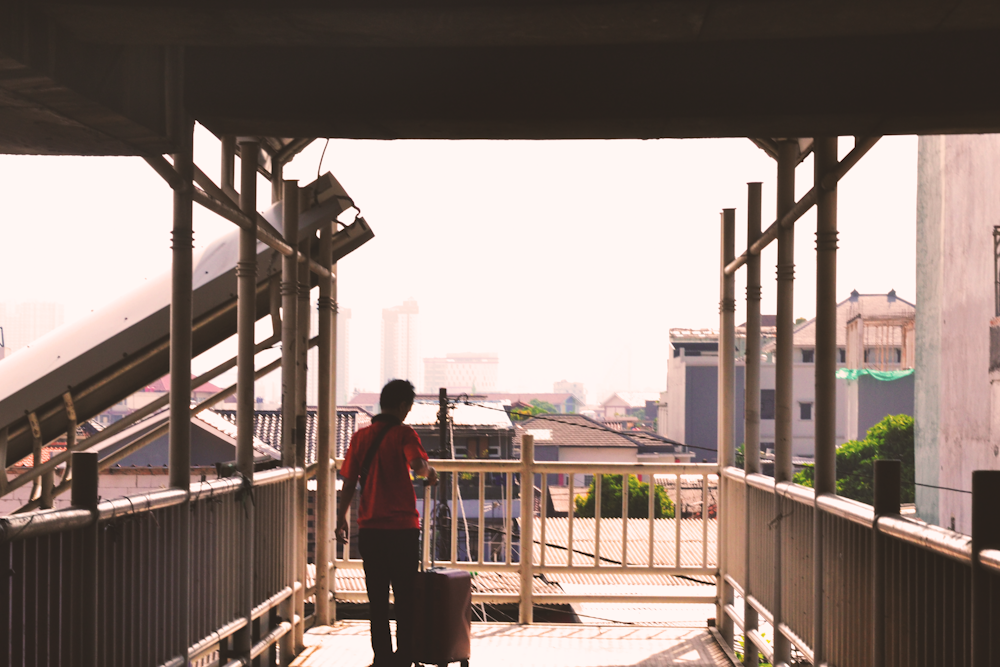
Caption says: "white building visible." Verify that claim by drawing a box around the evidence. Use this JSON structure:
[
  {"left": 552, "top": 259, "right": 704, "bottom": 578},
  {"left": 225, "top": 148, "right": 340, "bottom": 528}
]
[
  {"left": 0, "top": 302, "right": 65, "bottom": 356},
  {"left": 423, "top": 352, "right": 498, "bottom": 393},
  {"left": 381, "top": 299, "right": 420, "bottom": 390},
  {"left": 665, "top": 293, "right": 914, "bottom": 462}
]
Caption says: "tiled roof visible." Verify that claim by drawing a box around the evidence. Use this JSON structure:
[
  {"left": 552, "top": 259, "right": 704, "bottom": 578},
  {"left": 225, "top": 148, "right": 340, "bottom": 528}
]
[
  {"left": 515, "top": 414, "right": 640, "bottom": 449},
  {"left": 763, "top": 292, "right": 915, "bottom": 352},
  {"left": 215, "top": 407, "right": 372, "bottom": 464},
  {"left": 482, "top": 393, "right": 575, "bottom": 406}
]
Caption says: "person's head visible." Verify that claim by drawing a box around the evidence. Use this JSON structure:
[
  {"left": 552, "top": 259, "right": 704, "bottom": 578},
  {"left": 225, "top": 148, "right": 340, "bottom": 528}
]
[{"left": 380, "top": 379, "right": 416, "bottom": 418}]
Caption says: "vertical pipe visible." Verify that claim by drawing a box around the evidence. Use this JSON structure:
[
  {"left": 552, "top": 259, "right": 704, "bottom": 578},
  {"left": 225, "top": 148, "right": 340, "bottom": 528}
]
[
  {"left": 316, "top": 223, "right": 335, "bottom": 625},
  {"left": 621, "top": 473, "right": 629, "bottom": 566},
  {"left": 540, "top": 474, "right": 548, "bottom": 568},
  {"left": 647, "top": 474, "right": 655, "bottom": 567},
  {"left": 873, "top": 460, "right": 900, "bottom": 667},
  {"left": 221, "top": 136, "right": 236, "bottom": 193},
  {"left": 773, "top": 138, "right": 797, "bottom": 666},
  {"left": 813, "top": 136, "right": 839, "bottom": 666},
  {"left": 744, "top": 182, "right": 762, "bottom": 666},
  {"left": 451, "top": 473, "right": 459, "bottom": 563},
  {"left": 278, "top": 180, "right": 298, "bottom": 665},
  {"left": 478, "top": 473, "right": 485, "bottom": 565},
  {"left": 594, "top": 474, "right": 602, "bottom": 567},
  {"left": 506, "top": 473, "right": 513, "bottom": 565},
  {"left": 567, "top": 475, "right": 575, "bottom": 567},
  {"left": 72, "top": 452, "right": 99, "bottom": 667},
  {"left": 233, "top": 138, "right": 259, "bottom": 660},
  {"left": 971, "top": 470, "right": 1000, "bottom": 666},
  {"left": 519, "top": 434, "right": 535, "bottom": 624},
  {"left": 718, "top": 207, "right": 736, "bottom": 646},
  {"left": 674, "top": 475, "right": 682, "bottom": 568}
]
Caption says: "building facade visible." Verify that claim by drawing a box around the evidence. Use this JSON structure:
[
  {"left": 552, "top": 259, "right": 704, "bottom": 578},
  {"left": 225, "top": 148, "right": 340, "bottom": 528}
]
[{"left": 423, "top": 352, "right": 499, "bottom": 394}]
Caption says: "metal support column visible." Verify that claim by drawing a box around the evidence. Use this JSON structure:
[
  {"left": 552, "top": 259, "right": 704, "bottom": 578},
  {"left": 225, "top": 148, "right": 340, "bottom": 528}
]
[
  {"left": 315, "top": 223, "right": 335, "bottom": 625},
  {"left": 71, "top": 452, "right": 99, "bottom": 667},
  {"left": 743, "top": 183, "right": 762, "bottom": 667},
  {"left": 278, "top": 180, "right": 299, "bottom": 664},
  {"left": 773, "top": 139, "right": 797, "bottom": 666},
  {"left": 233, "top": 138, "right": 259, "bottom": 660},
  {"left": 872, "top": 459, "right": 900, "bottom": 667},
  {"left": 167, "top": 46, "right": 193, "bottom": 665},
  {"left": 718, "top": 208, "right": 736, "bottom": 646},
  {"left": 971, "top": 469, "right": 1000, "bottom": 666},
  {"left": 812, "top": 136, "right": 838, "bottom": 666},
  {"left": 294, "top": 208, "right": 311, "bottom": 651}
]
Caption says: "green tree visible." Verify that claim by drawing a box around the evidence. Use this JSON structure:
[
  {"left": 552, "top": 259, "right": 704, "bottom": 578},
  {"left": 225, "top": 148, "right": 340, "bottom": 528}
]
[
  {"left": 574, "top": 474, "right": 675, "bottom": 518},
  {"left": 510, "top": 399, "right": 558, "bottom": 421},
  {"left": 793, "top": 414, "right": 914, "bottom": 505}
]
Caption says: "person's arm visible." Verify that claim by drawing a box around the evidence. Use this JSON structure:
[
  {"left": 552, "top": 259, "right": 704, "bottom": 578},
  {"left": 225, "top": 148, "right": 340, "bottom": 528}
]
[
  {"left": 410, "top": 457, "right": 438, "bottom": 486},
  {"left": 335, "top": 483, "right": 356, "bottom": 544}
]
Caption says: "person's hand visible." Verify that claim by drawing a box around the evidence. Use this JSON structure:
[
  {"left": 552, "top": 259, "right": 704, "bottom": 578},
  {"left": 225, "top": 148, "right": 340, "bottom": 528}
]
[
  {"left": 426, "top": 466, "right": 438, "bottom": 487},
  {"left": 336, "top": 514, "right": 349, "bottom": 544}
]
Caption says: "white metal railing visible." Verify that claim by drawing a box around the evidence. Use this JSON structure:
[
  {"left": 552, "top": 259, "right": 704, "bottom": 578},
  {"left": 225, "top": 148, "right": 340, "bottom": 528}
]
[
  {"left": 720, "top": 462, "right": 1000, "bottom": 667},
  {"left": 329, "top": 438, "right": 719, "bottom": 622}
]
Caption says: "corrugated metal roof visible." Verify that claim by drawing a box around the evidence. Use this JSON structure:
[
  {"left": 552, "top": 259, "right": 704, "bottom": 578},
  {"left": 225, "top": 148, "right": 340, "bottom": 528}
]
[
  {"left": 405, "top": 402, "right": 513, "bottom": 429},
  {"left": 529, "top": 517, "right": 718, "bottom": 568},
  {"left": 215, "top": 407, "right": 371, "bottom": 464}
]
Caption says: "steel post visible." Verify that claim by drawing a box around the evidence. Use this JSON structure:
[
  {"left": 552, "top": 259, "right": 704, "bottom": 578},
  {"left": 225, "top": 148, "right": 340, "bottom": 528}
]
[
  {"left": 872, "top": 459, "right": 900, "bottom": 667},
  {"left": 717, "top": 208, "right": 736, "bottom": 647},
  {"left": 71, "top": 452, "right": 99, "bottom": 667},
  {"left": 166, "top": 47, "right": 193, "bottom": 665},
  {"left": 971, "top": 469, "right": 1000, "bottom": 666},
  {"left": 278, "top": 180, "right": 298, "bottom": 665},
  {"left": 315, "top": 223, "right": 335, "bottom": 625},
  {"left": 233, "top": 138, "right": 259, "bottom": 660},
  {"left": 744, "top": 183, "right": 762, "bottom": 667},
  {"left": 773, "top": 139, "right": 797, "bottom": 666},
  {"left": 519, "top": 434, "right": 536, "bottom": 624},
  {"left": 294, "top": 224, "right": 311, "bottom": 651},
  {"left": 812, "top": 136, "right": 838, "bottom": 666}
]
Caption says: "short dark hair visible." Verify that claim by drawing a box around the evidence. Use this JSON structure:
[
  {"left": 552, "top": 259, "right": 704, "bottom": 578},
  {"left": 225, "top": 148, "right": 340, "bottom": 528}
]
[{"left": 380, "top": 379, "right": 415, "bottom": 410}]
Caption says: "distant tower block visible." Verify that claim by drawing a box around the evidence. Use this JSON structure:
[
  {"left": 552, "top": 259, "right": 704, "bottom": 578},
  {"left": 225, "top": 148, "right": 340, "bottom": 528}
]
[{"left": 381, "top": 299, "right": 420, "bottom": 390}]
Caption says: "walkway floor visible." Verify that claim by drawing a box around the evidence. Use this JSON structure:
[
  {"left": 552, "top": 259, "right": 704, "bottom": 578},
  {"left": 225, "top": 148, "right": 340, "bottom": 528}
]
[{"left": 290, "top": 621, "right": 733, "bottom": 667}]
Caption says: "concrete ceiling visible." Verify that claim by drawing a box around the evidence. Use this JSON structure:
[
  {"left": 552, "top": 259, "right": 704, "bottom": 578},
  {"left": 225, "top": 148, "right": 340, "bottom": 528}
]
[{"left": 3, "top": 1, "right": 1000, "bottom": 153}]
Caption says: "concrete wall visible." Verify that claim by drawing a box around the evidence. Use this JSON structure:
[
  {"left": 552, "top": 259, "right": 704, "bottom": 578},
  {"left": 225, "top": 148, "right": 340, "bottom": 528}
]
[
  {"left": 1, "top": 472, "right": 208, "bottom": 515},
  {"left": 558, "top": 445, "right": 636, "bottom": 486},
  {"left": 916, "top": 134, "right": 1000, "bottom": 532},
  {"left": 683, "top": 365, "right": 745, "bottom": 463},
  {"left": 847, "top": 374, "right": 915, "bottom": 441}
]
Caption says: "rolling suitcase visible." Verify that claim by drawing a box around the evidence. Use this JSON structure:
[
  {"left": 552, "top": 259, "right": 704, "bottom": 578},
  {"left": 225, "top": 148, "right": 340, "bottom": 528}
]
[{"left": 412, "top": 481, "right": 472, "bottom": 667}]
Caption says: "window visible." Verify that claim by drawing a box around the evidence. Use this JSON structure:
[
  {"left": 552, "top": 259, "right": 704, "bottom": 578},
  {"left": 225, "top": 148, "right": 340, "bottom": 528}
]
[
  {"left": 800, "top": 402, "right": 813, "bottom": 420},
  {"left": 760, "top": 389, "right": 776, "bottom": 420},
  {"left": 801, "top": 349, "right": 815, "bottom": 363},
  {"left": 839, "top": 348, "right": 846, "bottom": 363}
]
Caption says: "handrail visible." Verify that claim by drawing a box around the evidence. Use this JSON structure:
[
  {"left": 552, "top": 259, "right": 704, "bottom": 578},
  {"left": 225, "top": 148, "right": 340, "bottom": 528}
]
[
  {"left": 745, "top": 472, "right": 776, "bottom": 493},
  {"left": 0, "top": 506, "right": 94, "bottom": 541},
  {"left": 816, "top": 491, "right": 875, "bottom": 527},
  {"left": 426, "top": 458, "right": 717, "bottom": 475},
  {"left": 980, "top": 548, "right": 1000, "bottom": 575},
  {"left": 97, "top": 487, "right": 188, "bottom": 521},
  {"left": 877, "top": 514, "right": 973, "bottom": 565},
  {"left": 255, "top": 466, "right": 300, "bottom": 486},
  {"left": 775, "top": 480, "right": 815, "bottom": 506},
  {"left": 721, "top": 466, "right": 745, "bottom": 482}
]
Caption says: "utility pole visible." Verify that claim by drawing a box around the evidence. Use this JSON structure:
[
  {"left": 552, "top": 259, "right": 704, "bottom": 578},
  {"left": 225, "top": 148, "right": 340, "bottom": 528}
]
[{"left": 437, "top": 387, "right": 452, "bottom": 561}]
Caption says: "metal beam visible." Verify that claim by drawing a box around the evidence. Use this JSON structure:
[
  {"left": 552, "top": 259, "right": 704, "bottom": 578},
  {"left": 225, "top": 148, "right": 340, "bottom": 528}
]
[
  {"left": 725, "top": 136, "right": 881, "bottom": 276},
  {"left": 743, "top": 182, "right": 762, "bottom": 667},
  {"left": 717, "top": 208, "right": 736, "bottom": 647}
]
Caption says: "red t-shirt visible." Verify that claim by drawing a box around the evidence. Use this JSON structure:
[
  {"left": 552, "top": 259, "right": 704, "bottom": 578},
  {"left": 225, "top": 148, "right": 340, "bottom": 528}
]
[{"left": 341, "top": 417, "right": 428, "bottom": 530}]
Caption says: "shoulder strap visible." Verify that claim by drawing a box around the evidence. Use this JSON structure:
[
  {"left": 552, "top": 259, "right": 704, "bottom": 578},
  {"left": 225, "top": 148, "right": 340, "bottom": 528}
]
[{"left": 359, "top": 421, "right": 395, "bottom": 491}]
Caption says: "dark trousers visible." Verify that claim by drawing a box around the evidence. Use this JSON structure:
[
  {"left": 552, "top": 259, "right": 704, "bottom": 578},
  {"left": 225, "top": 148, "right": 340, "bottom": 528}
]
[{"left": 359, "top": 528, "right": 419, "bottom": 666}]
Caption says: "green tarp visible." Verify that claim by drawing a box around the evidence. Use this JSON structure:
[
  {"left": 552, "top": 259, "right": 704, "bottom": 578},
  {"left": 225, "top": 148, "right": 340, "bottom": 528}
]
[{"left": 834, "top": 368, "right": 914, "bottom": 382}]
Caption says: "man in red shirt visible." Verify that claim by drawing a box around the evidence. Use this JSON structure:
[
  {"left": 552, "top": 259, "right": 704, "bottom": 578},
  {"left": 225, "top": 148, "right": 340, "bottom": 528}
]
[{"left": 336, "top": 379, "right": 437, "bottom": 667}]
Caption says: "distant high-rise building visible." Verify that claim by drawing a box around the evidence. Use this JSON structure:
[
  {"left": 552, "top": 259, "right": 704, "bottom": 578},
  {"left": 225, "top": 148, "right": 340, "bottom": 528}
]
[
  {"left": 381, "top": 299, "right": 420, "bottom": 390},
  {"left": 0, "top": 302, "right": 66, "bottom": 356},
  {"left": 424, "top": 353, "right": 499, "bottom": 394},
  {"left": 306, "top": 304, "right": 353, "bottom": 407},
  {"left": 337, "top": 308, "right": 351, "bottom": 404},
  {"left": 553, "top": 380, "right": 586, "bottom": 407}
]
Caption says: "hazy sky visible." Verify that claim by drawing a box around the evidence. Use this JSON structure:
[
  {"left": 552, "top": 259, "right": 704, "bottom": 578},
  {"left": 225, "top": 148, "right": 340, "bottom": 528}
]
[{"left": 0, "top": 130, "right": 917, "bottom": 403}]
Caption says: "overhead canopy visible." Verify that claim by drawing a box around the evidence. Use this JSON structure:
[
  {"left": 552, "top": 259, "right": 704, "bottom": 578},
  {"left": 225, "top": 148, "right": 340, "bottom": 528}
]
[{"left": 2, "top": 1, "right": 1000, "bottom": 153}]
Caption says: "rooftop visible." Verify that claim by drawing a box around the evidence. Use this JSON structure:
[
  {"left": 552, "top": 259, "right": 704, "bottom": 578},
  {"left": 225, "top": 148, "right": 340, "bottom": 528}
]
[{"left": 517, "top": 414, "right": 641, "bottom": 449}]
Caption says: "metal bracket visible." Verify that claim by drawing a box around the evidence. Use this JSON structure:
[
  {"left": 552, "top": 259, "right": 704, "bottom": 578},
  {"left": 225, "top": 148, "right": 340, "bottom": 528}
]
[
  {"left": 62, "top": 393, "right": 76, "bottom": 485},
  {"left": 28, "top": 412, "right": 42, "bottom": 502}
]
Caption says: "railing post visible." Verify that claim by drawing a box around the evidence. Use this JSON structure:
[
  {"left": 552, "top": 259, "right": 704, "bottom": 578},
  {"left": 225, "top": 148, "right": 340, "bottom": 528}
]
[
  {"left": 773, "top": 138, "right": 797, "bottom": 666},
  {"left": 71, "top": 452, "right": 99, "bottom": 667},
  {"left": 233, "top": 137, "right": 259, "bottom": 661},
  {"left": 971, "top": 469, "right": 1000, "bottom": 666},
  {"left": 519, "top": 434, "right": 535, "bottom": 624},
  {"left": 278, "top": 180, "right": 299, "bottom": 665},
  {"left": 316, "top": 223, "right": 336, "bottom": 626},
  {"left": 813, "top": 135, "right": 839, "bottom": 666},
  {"left": 717, "top": 208, "right": 736, "bottom": 647},
  {"left": 744, "top": 183, "right": 762, "bottom": 667},
  {"left": 872, "top": 459, "right": 900, "bottom": 667}
]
